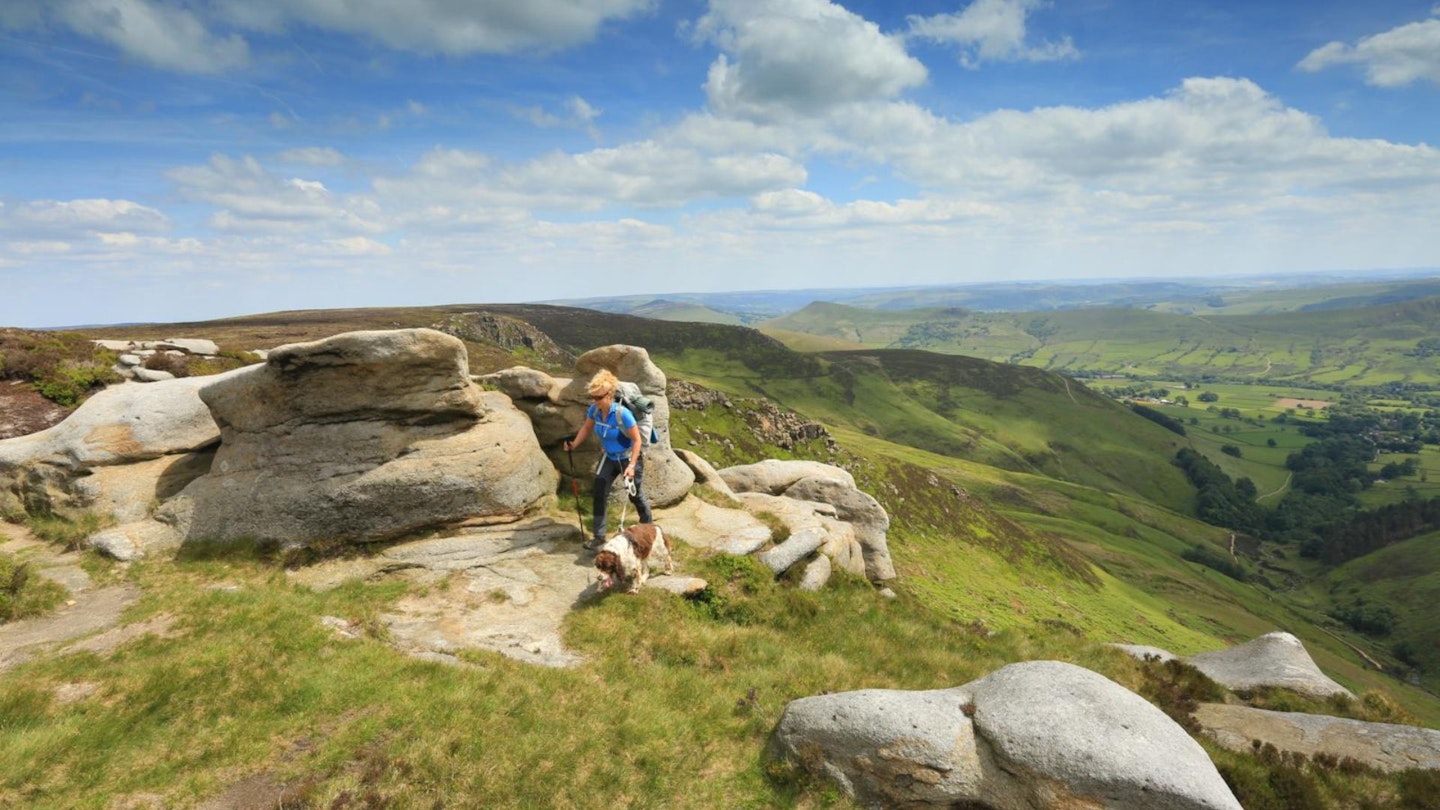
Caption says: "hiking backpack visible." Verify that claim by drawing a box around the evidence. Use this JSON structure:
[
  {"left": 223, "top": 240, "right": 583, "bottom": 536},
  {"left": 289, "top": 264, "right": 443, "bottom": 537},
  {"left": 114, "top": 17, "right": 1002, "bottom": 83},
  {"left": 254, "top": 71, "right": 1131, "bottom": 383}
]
[{"left": 614, "top": 381, "right": 658, "bottom": 446}]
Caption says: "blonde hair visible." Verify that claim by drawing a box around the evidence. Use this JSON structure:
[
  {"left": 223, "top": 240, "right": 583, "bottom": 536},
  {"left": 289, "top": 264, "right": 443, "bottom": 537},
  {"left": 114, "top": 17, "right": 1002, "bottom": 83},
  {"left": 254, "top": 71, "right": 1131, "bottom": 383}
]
[{"left": 586, "top": 369, "right": 619, "bottom": 398}]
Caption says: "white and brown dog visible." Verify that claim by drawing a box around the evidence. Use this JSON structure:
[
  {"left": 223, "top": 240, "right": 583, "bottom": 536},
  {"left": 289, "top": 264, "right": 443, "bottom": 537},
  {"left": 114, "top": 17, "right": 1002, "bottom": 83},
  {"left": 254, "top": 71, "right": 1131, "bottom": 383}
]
[{"left": 594, "top": 523, "right": 673, "bottom": 594}]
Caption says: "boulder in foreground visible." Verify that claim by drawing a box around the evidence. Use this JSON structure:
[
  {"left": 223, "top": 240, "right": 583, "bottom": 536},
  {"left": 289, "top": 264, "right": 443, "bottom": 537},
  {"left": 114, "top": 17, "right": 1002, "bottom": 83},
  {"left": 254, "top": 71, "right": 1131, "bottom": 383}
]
[{"left": 771, "top": 660, "right": 1242, "bottom": 809}]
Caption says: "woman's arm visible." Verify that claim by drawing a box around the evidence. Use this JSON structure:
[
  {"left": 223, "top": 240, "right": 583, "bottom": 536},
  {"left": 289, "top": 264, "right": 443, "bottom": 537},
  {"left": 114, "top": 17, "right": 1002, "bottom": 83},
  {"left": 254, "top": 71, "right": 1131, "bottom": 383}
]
[
  {"left": 565, "top": 417, "right": 595, "bottom": 451},
  {"left": 624, "top": 423, "right": 643, "bottom": 478}
]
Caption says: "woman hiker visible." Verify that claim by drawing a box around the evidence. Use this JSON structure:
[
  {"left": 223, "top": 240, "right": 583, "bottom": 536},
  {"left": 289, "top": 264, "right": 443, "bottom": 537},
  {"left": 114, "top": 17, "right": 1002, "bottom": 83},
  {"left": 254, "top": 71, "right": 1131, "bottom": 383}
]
[{"left": 562, "top": 369, "right": 652, "bottom": 549}]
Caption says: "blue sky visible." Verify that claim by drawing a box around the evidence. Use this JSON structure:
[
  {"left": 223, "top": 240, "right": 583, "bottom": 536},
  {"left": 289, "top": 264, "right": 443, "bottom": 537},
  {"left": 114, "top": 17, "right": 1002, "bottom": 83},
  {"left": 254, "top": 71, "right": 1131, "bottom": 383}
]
[{"left": 2, "top": 0, "right": 1438, "bottom": 327}]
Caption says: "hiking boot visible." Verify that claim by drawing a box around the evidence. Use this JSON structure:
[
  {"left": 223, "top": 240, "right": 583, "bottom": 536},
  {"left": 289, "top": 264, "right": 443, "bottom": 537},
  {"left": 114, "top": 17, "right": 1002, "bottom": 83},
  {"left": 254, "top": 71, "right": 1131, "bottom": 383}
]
[{"left": 584, "top": 536, "right": 604, "bottom": 551}]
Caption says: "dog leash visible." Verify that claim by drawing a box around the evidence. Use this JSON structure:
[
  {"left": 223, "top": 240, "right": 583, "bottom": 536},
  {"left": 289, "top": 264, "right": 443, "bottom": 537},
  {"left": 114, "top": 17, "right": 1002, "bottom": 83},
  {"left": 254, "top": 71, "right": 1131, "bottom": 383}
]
[{"left": 616, "top": 475, "right": 634, "bottom": 530}]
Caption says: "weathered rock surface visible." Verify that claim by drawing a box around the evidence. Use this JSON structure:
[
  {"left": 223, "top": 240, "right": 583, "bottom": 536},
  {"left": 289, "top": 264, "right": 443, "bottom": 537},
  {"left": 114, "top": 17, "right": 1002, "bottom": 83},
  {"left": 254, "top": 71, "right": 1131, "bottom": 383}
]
[
  {"left": 158, "top": 329, "right": 557, "bottom": 547},
  {"left": 0, "top": 372, "right": 231, "bottom": 470},
  {"left": 1108, "top": 642, "right": 1179, "bottom": 663},
  {"left": 290, "top": 515, "right": 700, "bottom": 667},
  {"left": 720, "top": 459, "right": 855, "bottom": 494},
  {"left": 772, "top": 660, "right": 1243, "bottom": 810},
  {"left": 735, "top": 491, "right": 865, "bottom": 577},
  {"left": 88, "top": 520, "right": 183, "bottom": 562},
  {"left": 784, "top": 476, "right": 894, "bottom": 581},
  {"left": 482, "top": 345, "right": 695, "bottom": 508},
  {"left": 674, "top": 448, "right": 736, "bottom": 498},
  {"left": 0, "top": 370, "right": 238, "bottom": 519},
  {"left": 722, "top": 460, "right": 893, "bottom": 581},
  {"left": 1187, "top": 632, "right": 1354, "bottom": 700},
  {"left": 757, "top": 527, "right": 826, "bottom": 575},
  {"left": 1195, "top": 703, "right": 1440, "bottom": 773},
  {"left": 652, "top": 496, "right": 774, "bottom": 555},
  {"left": 798, "top": 553, "right": 831, "bottom": 591}
]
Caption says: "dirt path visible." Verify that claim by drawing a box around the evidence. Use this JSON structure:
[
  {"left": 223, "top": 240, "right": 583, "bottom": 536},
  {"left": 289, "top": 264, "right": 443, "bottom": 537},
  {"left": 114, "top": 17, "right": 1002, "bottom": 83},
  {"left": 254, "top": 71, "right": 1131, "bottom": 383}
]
[
  {"left": 0, "top": 521, "right": 141, "bottom": 673},
  {"left": 1256, "top": 472, "right": 1293, "bottom": 503}
]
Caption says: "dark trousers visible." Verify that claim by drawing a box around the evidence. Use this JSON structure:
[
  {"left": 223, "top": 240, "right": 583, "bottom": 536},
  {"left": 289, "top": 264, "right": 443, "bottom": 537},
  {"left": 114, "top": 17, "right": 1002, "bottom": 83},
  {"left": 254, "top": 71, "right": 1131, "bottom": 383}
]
[{"left": 593, "top": 454, "right": 652, "bottom": 540}]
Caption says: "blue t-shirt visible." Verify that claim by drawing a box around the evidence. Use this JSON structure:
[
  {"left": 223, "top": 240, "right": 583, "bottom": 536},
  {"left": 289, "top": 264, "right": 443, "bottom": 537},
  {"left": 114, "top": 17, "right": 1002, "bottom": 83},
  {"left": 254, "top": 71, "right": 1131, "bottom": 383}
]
[{"left": 587, "top": 402, "right": 636, "bottom": 459}]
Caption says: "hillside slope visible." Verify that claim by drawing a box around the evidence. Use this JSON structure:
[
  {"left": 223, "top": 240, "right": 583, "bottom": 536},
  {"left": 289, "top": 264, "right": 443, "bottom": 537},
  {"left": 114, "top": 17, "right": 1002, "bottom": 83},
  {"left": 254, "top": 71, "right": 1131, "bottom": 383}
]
[
  {"left": 762, "top": 297, "right": 1440, "bottom": 385},
  {"left": 59, "top": 303, "right": 1440, "bottom": 717}
]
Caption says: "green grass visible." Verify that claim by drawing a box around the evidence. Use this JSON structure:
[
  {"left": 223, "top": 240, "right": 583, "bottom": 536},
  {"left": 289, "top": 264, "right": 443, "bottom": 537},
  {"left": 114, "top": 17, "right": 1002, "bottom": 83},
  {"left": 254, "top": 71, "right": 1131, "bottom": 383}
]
[
  {"left": 1, "top": 298, "right": 1434, "bottom": 808},
  {"left": 24, "top": 512, "right": 110, "bottom": 552},
  {"left": 0, "top": 541, "right": 1143, "bottom": 809},
  {"left": 1311, "top": 531, "right": 1440, "bottom": 694},
  {"left": 0, "top": 552, "right": 67, "bottom": 623},
  {"left": 761, "top": 296, "right": 1440, "bottom": 386}
]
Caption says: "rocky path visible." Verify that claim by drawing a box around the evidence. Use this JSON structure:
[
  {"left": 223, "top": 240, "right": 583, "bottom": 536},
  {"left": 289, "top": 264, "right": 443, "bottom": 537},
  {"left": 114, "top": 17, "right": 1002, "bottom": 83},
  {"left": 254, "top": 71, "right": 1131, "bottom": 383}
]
[{"left": 0, "top": 520, "right": 141, "bottom": 672}]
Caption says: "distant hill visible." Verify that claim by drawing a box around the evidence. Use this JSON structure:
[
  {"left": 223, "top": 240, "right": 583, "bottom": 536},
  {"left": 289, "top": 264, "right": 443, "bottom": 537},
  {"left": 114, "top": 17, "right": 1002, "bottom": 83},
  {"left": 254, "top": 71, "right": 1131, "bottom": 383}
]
[
  {"left": 546, "top": 270, "right": 1440, "bottom": 322},
  {"left": 626, "top": 299, "right": 743, "bottom": 325},
  {"left": 52, "top": 300, "right": 1440, "bottom": 720},
  {"left": 761, "top": 297, "right": 1440, "bottom": 386},
  {"left": 1319, "top": 530, "right": 1440, "bottom": 689},
  {"left": 477, "top": 306, "right": 1197, "bottom": 511}
]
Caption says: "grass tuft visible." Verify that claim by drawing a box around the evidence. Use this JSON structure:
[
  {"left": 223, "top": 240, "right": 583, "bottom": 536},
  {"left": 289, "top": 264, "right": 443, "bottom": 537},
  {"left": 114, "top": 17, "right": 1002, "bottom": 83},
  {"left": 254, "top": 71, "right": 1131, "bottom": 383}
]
[
  {"left": 0, "top": 554, "right": 68, "bottom": 623},
  {"left": 25, "top": 511, "right": 108, "bottom": 552}
]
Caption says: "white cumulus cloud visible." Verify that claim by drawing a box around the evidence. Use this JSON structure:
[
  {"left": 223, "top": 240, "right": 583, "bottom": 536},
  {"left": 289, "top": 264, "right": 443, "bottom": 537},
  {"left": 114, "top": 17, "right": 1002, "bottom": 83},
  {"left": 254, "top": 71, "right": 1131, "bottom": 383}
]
[
  {"left": 695, "top": 0, "right": 927, "bottom": 120},
  {"left": 276, "top": 147, "right": 347, "bottom": 166},
  {"left": 2, "top": 0, "right": 653, "bottom": 76},
  {"left": 1299, "top": 10, "right": 1440, "bottom": 87},
  {"left": 167, "top": 155, "right": 382, "bottom": 234},
  {"left": 10, "top": 0, "right": 250, "bottom": 73},
  {"left": 374, "top": 141, "right": 806, "bottom": 217},
  {"left": 214, "top": 0, "right": 656, "bottom": 55},
  {"left": 0, "top": 198, "right": 172, "bottom": 237},
  {"left": 907, "top": 0, "right": 1078, "bottom": 67}
]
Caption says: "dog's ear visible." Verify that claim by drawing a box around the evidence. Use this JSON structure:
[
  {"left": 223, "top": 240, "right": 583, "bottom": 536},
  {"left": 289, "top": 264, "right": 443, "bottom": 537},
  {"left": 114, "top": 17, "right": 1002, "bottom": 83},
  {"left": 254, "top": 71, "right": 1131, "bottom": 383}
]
[{"left": 594, "top": 550, "right": 619, "bottom": 575}]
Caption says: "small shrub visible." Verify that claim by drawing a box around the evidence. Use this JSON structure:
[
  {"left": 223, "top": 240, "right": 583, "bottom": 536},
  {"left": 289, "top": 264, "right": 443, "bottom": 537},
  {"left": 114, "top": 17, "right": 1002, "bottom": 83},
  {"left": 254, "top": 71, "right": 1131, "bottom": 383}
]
[
  {"left": 686, "top": 586, "right": 759, "bottom": 626},
  {"left": 1137, "top": 658, "right": 1225, "bottom": 733},
  {"left": 142, "top": 352, "right": 191, "bottom": 377},
  {"left": 1397, "top": 770, "right": 1440, "bottom": 809},
  {"left": 1216, "top": 751, "right": 1325, "bottom": 810},
  {"left": 34, "top": 361, "right": 119, "bottom": 406},
  {"left": 1357, "top": 691, "right": 1415, "bottom": 725},
  {"left": 1, "top": 329, "right": 120, "bottom": 406}
]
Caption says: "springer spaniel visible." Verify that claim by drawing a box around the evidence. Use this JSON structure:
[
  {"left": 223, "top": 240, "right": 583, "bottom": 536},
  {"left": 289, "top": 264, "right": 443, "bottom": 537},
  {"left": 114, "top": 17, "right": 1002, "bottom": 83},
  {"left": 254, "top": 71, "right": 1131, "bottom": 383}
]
[{"left": 594, "top": 523, "right": 673, "bottom": 594}]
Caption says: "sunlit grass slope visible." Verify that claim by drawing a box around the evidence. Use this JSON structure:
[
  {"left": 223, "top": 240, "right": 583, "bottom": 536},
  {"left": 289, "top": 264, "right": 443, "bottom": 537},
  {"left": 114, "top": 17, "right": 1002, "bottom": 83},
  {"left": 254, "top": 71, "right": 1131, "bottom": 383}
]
[
  {"left": 1312, "top": 531, "right": 1440, "bottom": 694},
  {"left": 8, "top": 299, "right": 1429, "bottom": 808},
  {"left": 761, "top": 296, "right": 1440, "bottom": 385}
]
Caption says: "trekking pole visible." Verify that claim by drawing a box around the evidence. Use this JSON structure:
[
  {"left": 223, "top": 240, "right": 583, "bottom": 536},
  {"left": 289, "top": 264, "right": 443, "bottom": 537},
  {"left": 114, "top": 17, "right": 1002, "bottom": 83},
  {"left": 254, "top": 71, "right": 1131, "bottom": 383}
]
[{"left": 565, "top": 440, "right": 586, "bottom": 538}]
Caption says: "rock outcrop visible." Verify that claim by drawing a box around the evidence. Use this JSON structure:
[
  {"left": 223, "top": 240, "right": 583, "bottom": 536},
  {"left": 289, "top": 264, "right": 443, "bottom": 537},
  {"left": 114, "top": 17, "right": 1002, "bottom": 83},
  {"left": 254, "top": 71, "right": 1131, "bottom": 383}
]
[
  {"left": 1186, "top": 632, "right": 1355, "bottom": 700},
  {"left": 1105, "top": 632, "right": 1439, "bottom": 774},
  {"left": 1195, "top": 703, "right": 1440, "bottom": 773},
  {"left": 2, "top": 329, "right": 900, "bottom": 668},
  {"left": 157, "top": 329, "right": 557, "bottom": 546},
  {"left": 771, "top": 660, "right": 1242, "bottom": 810},
  {"left": 721, "top": 459, "right": 893, "bottom": 581},
  {"left": 482, "top": 344, "right": 695, "bottom": 508},
  {"left": 0, "top": 371, "right": 238, "bottom": 520},
  {"left": 94, "top": 337, "right": 229, "bottom": 382},
  {"left": 1110, "top": 632, "right": 1353, "bottom": 701}
]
